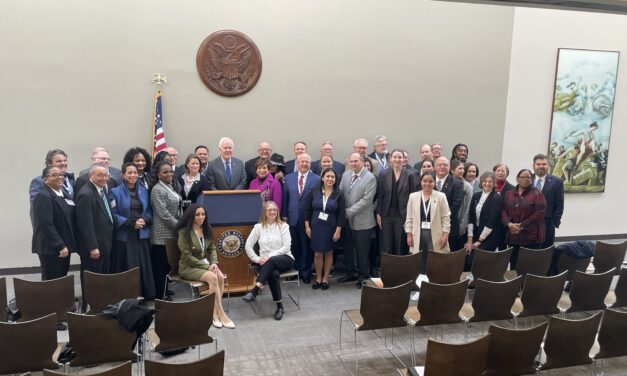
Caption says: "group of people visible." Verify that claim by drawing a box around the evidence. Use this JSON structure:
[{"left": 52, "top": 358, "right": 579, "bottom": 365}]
[{"left": 29, "top": 135, "right": 564, "bottom": 323}]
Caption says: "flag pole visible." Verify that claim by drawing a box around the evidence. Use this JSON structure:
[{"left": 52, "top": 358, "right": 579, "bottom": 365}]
[{"left": 151, "top": 73, "right": 168, "bottom": 158}]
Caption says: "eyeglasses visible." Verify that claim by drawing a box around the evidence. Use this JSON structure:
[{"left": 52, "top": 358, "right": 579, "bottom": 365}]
[{"left": 46, "top": 173, "right": 64, "bottom": 178}]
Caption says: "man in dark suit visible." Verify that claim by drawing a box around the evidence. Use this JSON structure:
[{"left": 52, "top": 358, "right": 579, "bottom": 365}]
[
  {"left": 284, "top": 141, "right": 307, "bottom": 174},
  {"left": 244, "top": 141, "right": 285, "bottom": 185},
  {"left": 282, "top": 153, "right": 320, "bottom": 283},
  {"left": 368, "top": 135, "right": 390, "bottom": 174},
  {"left": 195, "top": 145, "right": 210, "bottom": 175},
  {"left": 204, "top": 137, "right": 247, "bottom": 190},
  {"left": 166, "top": 146, "right": 185, "bottom": 178},
  {"left": 311, "top": 141, "right": 345, "bottom": 176},
  {"left": 78, "top": 147, "right": 123, "bottom": 184},
  {"left": 75, "top": 163, "right": 114, "bottom": 274},
  {"left": 533, "top": 153, "right": 564, "bottom": 248},
  {"left": 434, "top": 157, "right": 464, "bottom": 251},
  {"left": 29, "top": 149, "right": 75, "bottom": 225}
]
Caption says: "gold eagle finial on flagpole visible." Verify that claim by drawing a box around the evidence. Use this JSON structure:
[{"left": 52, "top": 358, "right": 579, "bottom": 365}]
[{"left": 152, "top": 73, "right": 167, "bottom": 90}]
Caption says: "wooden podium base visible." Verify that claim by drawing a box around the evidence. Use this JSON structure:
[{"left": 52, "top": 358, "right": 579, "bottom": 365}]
[{"left": 213, "top": 225, "right": 255, "bottom": 293}]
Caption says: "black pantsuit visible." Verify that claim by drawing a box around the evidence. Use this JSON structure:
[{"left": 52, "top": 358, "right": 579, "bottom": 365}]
[{"left": 255, "top": 255, "right": 294, "bottom": 301}]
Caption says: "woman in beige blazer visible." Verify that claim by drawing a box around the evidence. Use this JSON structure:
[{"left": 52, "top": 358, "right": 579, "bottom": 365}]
[{"left": 405, "top": 172, "right": 451, "bottom": 268}]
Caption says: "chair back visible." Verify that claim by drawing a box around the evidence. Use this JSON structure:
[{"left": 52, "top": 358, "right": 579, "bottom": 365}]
[
  {"left": 380, "top": 252, "right": 423, "bottom": 288},
  {"left": 423, "top": 334, "right": 491, "bottom": 376},
  {"left": 556, "top": 253, "right": 591, "bottom": 281},
  {"left": 14, "top": 275, "right": 75, "bottom": 321},
  {"left": 515, "top": 245, "right": 554, "bottom": 277},
  {"left": 542, "top": 312, "right": 602, "bottom": 370},
  {"left": 0, "top": 277, "right": 6, "bottom": 321},
  {"left": 596, "top": 308, "right": 627, "bottom": 360},
  {"left": 83, "top": 268, "right": 140, "bottom": 313},
  {"left": 567, "top": 268, "right": 615, "bottom": 312},
  {"left": 519, "top": 271, "right": 568, "bottom": 317},
  {"left": 164, "top": 238, "right": 181, "bottom": 276},
  {"left": 470, "top": 248, "right": 511, "bottom": 283},
  {"left": 44, "top": 361, "right": 132, "bottom": 375},
  {"left": 0, "top": 313, "right": 59, "bottom": 374},
  {"left": 470, "top": 276, "right": 523, "bottom": 322},
  {"left": 67, "top": 312, "right": 137, "bottom": 367},
  {"left": 358, "top": 281, "right": 414, "bottom": 331},
  {"left": 154, "top": 294, "right": 215, "bottom": 351},
  {"left": 425, "top": 250, "right": 465, "bottom": 284},
  {"left": 485, "top": 322, "right": 548, "bottom": 376},
  {"left": 593, "top": 240, "right": 627, "bottom": 274},
  {"left": 613, "top": 267, "right": 627, "bottom": 308},
  {"left": 416, "top": 279, "right": 468, "bottom": 326},
  {"left": 145, "top": 350, "right": 225, "bottom": 376}
]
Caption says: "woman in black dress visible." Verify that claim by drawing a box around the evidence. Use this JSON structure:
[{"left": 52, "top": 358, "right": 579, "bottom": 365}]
[
  {"left": 178, "top": 154, "right": 211, "bottom": 210},
  {"left": 304, "top": 168, "right": 345, "bottom": 290},
  {"left": 110, "top": 162, "right": 156, "bottom": 299}
]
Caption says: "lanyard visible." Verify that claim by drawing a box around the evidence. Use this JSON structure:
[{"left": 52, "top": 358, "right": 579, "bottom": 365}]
[
  {"left": 198, "top": 233, "right": 205, "bottom": 252},
  {"left": 322, "top": 192, "right": 330, "bottom": 213},
  {"left": 159, "top": 181, "right": 181, "bottom": 202},
  {"left": 421, "top": 192, "right": 431, "bottom": 220}
]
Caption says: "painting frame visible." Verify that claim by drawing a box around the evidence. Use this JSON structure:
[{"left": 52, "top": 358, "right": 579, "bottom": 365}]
[{"left": 548, "top": 48, "right": 620, "bottom": 193}]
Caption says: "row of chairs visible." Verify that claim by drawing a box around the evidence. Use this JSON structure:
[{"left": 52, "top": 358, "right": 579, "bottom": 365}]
[
  {"left": 0, "top": 293, "right": 222, "bottom": 375},
  {"left": 400, "top": 307, "right": 627, "bottom": 376},
  {"left": 340, "top": 266, "right": 627, "bottom": 375}
]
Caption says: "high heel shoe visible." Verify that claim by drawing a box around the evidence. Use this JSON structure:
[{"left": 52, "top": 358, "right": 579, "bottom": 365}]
[
  {"left": 212, "top": 319, "right": 223, "bottom": 328},
  {"left": 222, "top": 319, "right": 235, "bottom": 329}
]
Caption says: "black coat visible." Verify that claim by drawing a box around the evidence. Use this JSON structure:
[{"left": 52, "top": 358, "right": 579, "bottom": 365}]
[
  {"left": 177, "top": 174, "right": 211, "bottom": 203},
  {"left": 376, "top": 167, "right": 417, "bottom": 219},
  {"left": 468, "top": 191, "right": 502, "bottom": 251},
  {"left": 31, "top": 185, "right": 77, "bottom": 255},
  {"left": 437, "top": 175, "right": 464, "bottom": 235},
  {"left": 75, "top": 182, "right": 114, "bottom": 259}
]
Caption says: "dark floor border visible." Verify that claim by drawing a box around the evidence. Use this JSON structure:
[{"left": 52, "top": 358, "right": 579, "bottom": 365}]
[{"left": 2, "top": 233, "right": 626, "bottom": 276}]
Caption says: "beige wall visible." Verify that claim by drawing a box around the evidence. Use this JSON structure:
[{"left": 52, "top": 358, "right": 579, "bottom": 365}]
[
  {"left": 503, "top": 7, "right": 627, "bottom": 238},
  {"left": 0, "top": 0, "right": 514, "bottom": 268}
]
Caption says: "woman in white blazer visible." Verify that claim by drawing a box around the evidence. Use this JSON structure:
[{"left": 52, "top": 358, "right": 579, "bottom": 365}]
[{"left": 405, "top": 172, "right": 451, "bottom": 269}]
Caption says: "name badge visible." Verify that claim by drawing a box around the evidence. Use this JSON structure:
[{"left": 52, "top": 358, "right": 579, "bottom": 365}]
[
  {"left": 65, "top": 199, "right": 75, "bottom": 206},
  {"left": 110, "top": 199, "right": 117, "bottom": 208},
  {"left": 318, "top": 212, "right": 329, "bottom": 221},
  {"left": 421, "top": 221, "right": 431, "bottom": 230}
]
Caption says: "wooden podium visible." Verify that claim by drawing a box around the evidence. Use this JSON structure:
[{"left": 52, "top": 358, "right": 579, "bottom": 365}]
[{"left": 201, "top": 190, "right": 262, "bottom": 293}]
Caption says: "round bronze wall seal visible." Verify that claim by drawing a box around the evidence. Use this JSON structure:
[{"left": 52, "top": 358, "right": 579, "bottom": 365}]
[
  {"left": 216, "top": 230, "right": 246, "bottom": 258},
  {"left": 196, "top": 30, "right": 262, "bottom": 97}
]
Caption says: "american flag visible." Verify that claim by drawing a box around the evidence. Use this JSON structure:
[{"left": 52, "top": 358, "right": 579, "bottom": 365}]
[{"left": 152, "top": 90, "right": 167, "bottom": 157}]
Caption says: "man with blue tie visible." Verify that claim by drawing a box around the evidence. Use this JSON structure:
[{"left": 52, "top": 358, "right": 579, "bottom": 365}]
[
  {"left": 532, "top": 153, "right": 564, "bottom": 248},
  {"left": 282, "top": 153, "right": 320, "bottom": 283},
  {"left": 204, "top": 137, "right": 247, "bottom": 190}
]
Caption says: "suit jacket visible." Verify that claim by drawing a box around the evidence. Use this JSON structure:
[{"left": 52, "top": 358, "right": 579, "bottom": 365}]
[
  {"left": 74, "top": 173, "right": 118, "bottom": 196},
  {"left": 110, "top": 181, "right": 152, "bottom": 242},
  {"left": 368, "top": 151, "right": 391, "bottom": 173},
  {"left": 404, "top": 190, "right": 451, "bottom": 252},
  {"left": 75, "top": 181, "right": 114, "bottom": 257},
  {"left": 340, "top": 168, "right": 377, "bottom": 230},
  {"left": 80, "top": 166, "right": 123, "bottom": 185},
  {"left": 150, "top": 181, "right": 182, "bottom": 245},
  {"left": 204, "top": 157, "right": 247, "bottom": 190},
  {"left": 178, "top": 174, "right": 211, "bottom": 203},
  {"left": 468, "top": 190, "right": 502, "bottom": 250},
  {"left": 375, "top": 167, "right": 417, "bottom": 219},
  {"left": 285, "top": 159, "right": 297, "bottom": 174},
  {"left": 29, "top": 172, "right": 75, "bottom": 225},
  {"left": 177, "top": 228, "right": 217, "bottom": 280},
  {"left": 311, "top": 159, "right": 346, "bottom": 176},
  {"left": 436, "top": 175, "right": 464, "bottom": 236},
  {"left": 534, "top": 173, "right": 564, "bottom": 228},
  {"left": 282, "top": 170, "right": 320, "bottom": 226},
  {"left": 32, "top": 185, "right": 77, "bottom": 255}
]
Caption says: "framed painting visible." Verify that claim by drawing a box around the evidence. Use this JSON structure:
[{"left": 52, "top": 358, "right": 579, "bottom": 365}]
[{"left": 548, "top": 48, "right": 619, "bottom": 193}]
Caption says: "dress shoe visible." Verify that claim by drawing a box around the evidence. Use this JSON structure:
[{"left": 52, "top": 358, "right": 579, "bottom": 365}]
[
  {"left": 242, "top": 292, "right": 256, "bottom": 302},
  {"left": 222, "top": 320, "right": 235, "bottom": 329},
  {"left": 212, "top": 319, "right": 223, "bottom": 328},
  {"left": 356, "top": 280, "right": 364, "bottom": 289},
  {"left": 321, "top": 282, "right": 329, "bottom": 290},
  {"left": 312, "top": 282, "right": 321, "bottom": 290},
  {"left": 56, "top": 322, "right": 67, "bottom": 331},
  {"left": 338, "top": 274, "right": 358, "bottom": 283},
  {"left": 274, "top": 307, "right": 284, "bottom": 320}
]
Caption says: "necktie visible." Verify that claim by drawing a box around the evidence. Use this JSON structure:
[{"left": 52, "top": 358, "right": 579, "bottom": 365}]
[
  {"left": 225, "top": 160, "right": 232, "bottom": 185},
  {"left": 298, "top": 174, "right": 304, "bottom": 195},
  {"left": 436, "top": 180, "right": 442, "bottom": 191},
  {"left": 350, "top": 174, "right": 359, "bottom": 188},
  {"left": 100, "top": 189, "right": 112, "bottom": 222},
  {"left": 535, "top": 178, "right": 542, "bottom": 190},
  {"left": 64, "top": 175, "right": 73, "bottom": 196}
]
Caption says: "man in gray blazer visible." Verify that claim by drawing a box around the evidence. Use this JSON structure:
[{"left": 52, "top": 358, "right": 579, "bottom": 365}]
[
  {"left": 204, "top": 137, "right": 247, "bottom": 190},
  {"left": 78, "top": 147, "right": 122, "bottom": 185},
  {"left": 339, "top": 153, "right": 377, "bottom": 288}
]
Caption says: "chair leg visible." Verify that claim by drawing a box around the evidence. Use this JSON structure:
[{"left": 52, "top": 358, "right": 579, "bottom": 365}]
[
  {"left": 224, "top": 276, "right": 231, "bottom": 313},
  {"left": 410, "top": 325, "right": 416, "bottom": 367}
]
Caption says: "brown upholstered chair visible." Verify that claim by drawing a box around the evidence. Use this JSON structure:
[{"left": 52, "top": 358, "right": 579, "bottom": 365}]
[
  {"left": 378, "top": 252, "right": 423, "bottom": 288},
  {"left": 145, "top": 350, "right": 225, "bottom": 376},
  {"left": 82, "top": 268, "right": 140, "bottom": 313},
  {"left": 460, "top": 276, "right": 523, "bottom": 323},
  {"left": 148, "top": 294, "right": 216, "bottom": 357},
  {"left": 405, "top": 279, "right": 469, "bottom": 327},
  {"left": 558, "top": 268, "right": 615, "bottom": 313},
  {"left": 511, "top": 271, "right": 568, "bottom": 318},
  {"left": 338, "top": 281, "right": 414, "bottom": 374},
  {"left": 484, "top": 322, "right": 548, "bottom": 376},
  {"left": 425, "top": 249, "right": 465, "bottom": 284},
  {"left": 593, "top": 240, "right": 627, "bottom": 274},
  {"left": 164, "top": 238, "right": 209, "bottom": 297},
  {"left": 607, "top": 267, "right": 627, "bottom": 308},
  {"left": 0, "top": 276, "right": 7, "bottom": 322},
  {"left": 461, "top": 248, "right": 511, "bottom": 288},
  {"left": 504, "top": 245, "right": 554, "bottom": 280},
  {"left": 556, "top": 252, "right": 591, "bottom": 281},
  {"left": 43, "top": 361, "right": 132, "bottom": 375},
  {"left": 540, "top": 312, "right": 602, "bottom": 371},
  {"left": 13, "top": 275, "right": 75, "bottom": 321},
  {"left": 0, "top": 313, "right": 60, "bottom": 374},
  {"left": 596, "top": 308, "right": 627, "bottom": 360},
  {"left": 415, "top": 334, "right": 491, "bottom": 376},
  {"left": 67, "top": 312, "right": 138, "bottom": 368}
]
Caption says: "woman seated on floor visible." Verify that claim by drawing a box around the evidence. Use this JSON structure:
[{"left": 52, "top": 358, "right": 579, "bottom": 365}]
[
  {"left": 243, "top": 200, "right": 294, "bottom": 321},
  {"left": 175, "top": 203, "right": 234, "bottom": 329}
]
